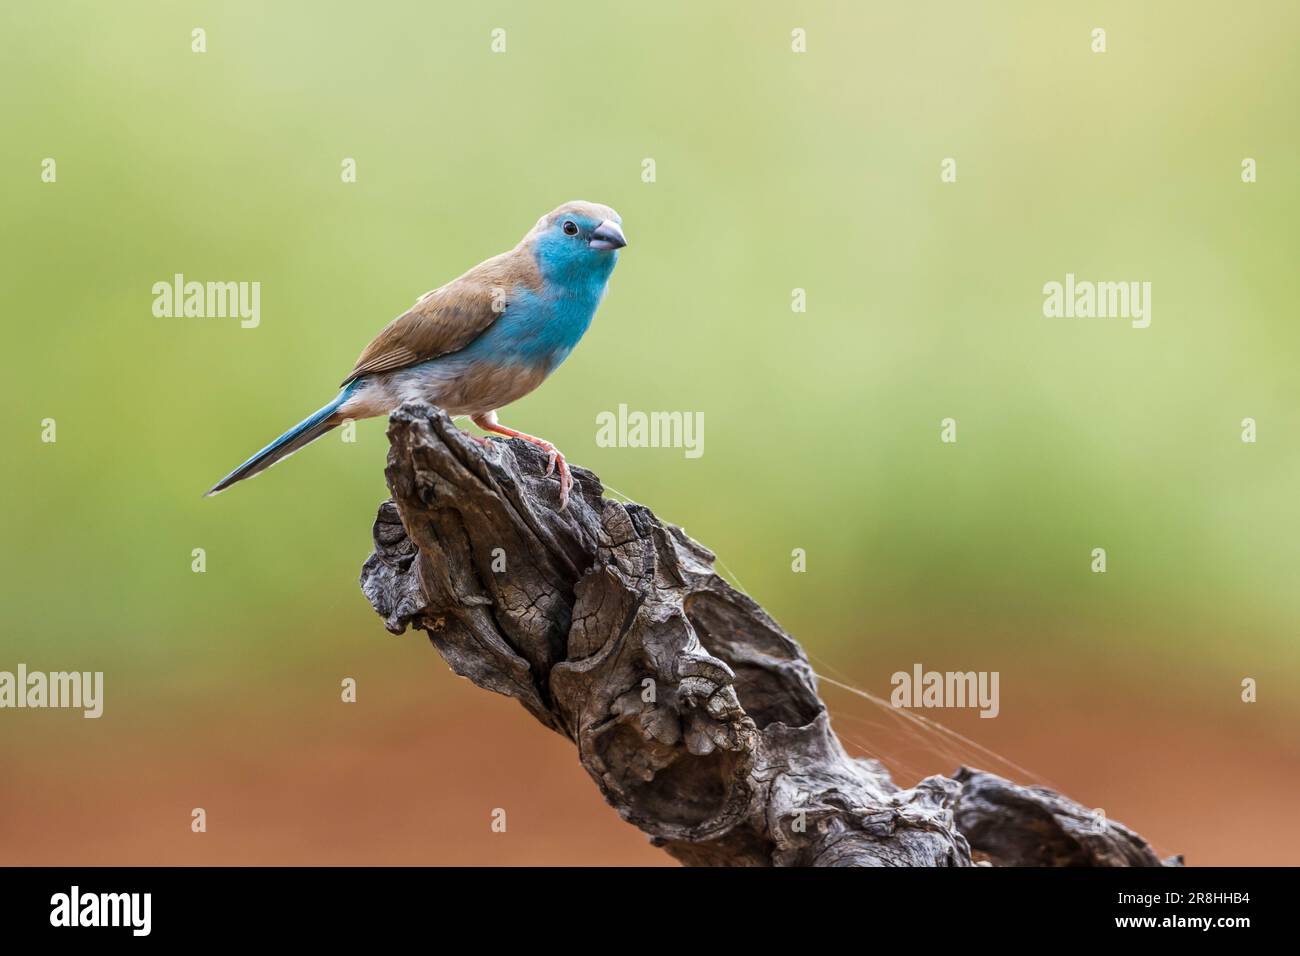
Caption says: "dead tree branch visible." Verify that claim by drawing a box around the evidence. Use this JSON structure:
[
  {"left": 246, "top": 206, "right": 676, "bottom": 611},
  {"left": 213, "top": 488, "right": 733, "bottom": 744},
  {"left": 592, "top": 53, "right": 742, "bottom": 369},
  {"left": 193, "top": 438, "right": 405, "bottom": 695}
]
[{"left": 360, "top": 402, "right": 1179, "bottom": 867}]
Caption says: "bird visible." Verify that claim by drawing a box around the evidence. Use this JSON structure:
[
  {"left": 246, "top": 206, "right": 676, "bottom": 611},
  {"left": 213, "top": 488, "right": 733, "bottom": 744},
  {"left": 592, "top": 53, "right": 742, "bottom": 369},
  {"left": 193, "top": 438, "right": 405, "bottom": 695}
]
[{"left": 206, "top": 200, "right": 626, "bottom": 508}]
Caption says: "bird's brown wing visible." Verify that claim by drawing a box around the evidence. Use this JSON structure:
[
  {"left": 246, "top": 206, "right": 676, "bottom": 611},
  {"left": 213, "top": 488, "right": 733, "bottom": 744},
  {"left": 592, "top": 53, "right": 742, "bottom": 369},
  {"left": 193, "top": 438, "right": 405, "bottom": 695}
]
[{"left": 340, "top": 248, "right": 538, "bottom": 387}]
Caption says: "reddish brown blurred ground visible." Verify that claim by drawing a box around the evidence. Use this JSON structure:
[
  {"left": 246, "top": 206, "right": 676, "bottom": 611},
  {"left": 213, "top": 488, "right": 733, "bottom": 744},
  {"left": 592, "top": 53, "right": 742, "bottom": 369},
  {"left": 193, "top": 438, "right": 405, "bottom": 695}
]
[{"left": 1, "top": 654, "right": 1295, "bottom": 866}]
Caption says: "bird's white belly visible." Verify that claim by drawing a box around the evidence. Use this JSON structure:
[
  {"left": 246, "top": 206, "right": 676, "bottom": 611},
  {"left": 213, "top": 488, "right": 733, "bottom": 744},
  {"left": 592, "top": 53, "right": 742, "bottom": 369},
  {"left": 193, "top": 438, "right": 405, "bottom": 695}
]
[{"left": 340, "top": 359, "right": 548, "bottom": 420}]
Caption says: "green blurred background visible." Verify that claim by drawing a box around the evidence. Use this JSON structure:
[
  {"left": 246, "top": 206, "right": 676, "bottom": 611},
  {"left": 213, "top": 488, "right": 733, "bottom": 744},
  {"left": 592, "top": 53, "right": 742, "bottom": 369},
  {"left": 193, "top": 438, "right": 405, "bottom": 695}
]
[{"left": 1, "top": 1, "right": 1297, "bottom": 865}]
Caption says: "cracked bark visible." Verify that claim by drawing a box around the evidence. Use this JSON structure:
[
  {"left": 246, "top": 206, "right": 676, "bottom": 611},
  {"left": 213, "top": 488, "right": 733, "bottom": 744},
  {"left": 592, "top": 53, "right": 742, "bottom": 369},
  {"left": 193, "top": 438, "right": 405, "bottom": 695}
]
[{"left": 360, "top": 402, "right": 1180, "bottom": 867}]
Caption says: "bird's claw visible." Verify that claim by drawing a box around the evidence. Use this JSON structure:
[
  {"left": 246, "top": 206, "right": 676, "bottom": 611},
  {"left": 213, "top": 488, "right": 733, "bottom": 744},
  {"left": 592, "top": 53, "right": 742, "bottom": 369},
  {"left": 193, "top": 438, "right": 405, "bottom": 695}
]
[
  {"left": 471, "top": 416, "right": 572, "bottom": 509},
  {"left": 549, "top": 448, "right": 572, "bottom": 509},
  {"left": 529, "top": 442, "right": 569, "bottom": 508}
]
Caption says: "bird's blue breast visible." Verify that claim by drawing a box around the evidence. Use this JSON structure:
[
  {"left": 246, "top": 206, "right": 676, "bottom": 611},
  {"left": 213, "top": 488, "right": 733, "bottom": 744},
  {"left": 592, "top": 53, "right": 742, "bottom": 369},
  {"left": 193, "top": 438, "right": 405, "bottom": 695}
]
[{"left": 460, "top": 258, "right": 614, "bottom": 373}]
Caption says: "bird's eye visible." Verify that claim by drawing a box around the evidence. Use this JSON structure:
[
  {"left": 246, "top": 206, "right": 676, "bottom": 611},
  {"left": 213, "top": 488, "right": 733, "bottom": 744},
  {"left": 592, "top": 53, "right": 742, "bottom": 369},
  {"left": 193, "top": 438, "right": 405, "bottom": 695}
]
[{"left": 562, "top": 220, "right": 579, "bottom": 236}]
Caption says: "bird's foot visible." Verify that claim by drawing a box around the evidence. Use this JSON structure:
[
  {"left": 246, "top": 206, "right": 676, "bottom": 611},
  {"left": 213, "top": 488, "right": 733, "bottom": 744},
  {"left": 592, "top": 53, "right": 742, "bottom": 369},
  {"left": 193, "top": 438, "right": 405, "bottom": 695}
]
[
  {"left": 517, "top": 436, "right": 571, "bottom": 508},
  {"left": 546, "top": 445, "right": 573, "bottom": 509},
  {"left": 470, "top": 412, "right": 573, "bottom": 509}
]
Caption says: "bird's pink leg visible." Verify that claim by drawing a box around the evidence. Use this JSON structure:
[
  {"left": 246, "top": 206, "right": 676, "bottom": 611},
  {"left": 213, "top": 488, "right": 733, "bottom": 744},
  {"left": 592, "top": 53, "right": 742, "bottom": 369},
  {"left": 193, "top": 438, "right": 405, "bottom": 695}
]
[{"left": 471, "top": 411, "right": 572, "bottom": 508}]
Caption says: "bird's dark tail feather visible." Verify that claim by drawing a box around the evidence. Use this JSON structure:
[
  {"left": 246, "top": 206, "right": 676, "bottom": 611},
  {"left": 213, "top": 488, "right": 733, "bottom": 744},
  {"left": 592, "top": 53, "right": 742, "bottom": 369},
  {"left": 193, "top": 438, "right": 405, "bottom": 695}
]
[{"left": 206, "top": 389, "right": 353, "bottom": 496}]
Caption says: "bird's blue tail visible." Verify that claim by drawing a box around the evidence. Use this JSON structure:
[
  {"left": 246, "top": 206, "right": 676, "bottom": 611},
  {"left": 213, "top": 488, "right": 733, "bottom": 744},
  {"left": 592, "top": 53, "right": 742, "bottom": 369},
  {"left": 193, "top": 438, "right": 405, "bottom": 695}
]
[{"left": 206, "top": 387, "right": 355, "bottom": 496}]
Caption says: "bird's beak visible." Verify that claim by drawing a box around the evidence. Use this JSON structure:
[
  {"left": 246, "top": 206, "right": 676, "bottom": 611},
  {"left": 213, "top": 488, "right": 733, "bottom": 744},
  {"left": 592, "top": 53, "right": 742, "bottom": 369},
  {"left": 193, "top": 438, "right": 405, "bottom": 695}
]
[{"left": 589, "top": 220, "right": 627, "bottom": 250}]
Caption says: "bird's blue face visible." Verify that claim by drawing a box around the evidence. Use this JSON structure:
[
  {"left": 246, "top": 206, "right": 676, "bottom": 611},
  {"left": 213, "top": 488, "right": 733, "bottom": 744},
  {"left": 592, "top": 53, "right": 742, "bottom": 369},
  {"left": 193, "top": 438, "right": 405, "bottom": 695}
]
[{"left": 531, "top": 206, "right": 627, "bottom": 288}]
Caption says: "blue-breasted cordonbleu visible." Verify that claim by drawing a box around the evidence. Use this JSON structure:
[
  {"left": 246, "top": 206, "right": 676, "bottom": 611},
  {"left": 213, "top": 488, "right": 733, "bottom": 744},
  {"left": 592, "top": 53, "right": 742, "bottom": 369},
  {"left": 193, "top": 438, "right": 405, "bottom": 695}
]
[{"left": 207, "top": 201, "right": 626, "bottom": 507}]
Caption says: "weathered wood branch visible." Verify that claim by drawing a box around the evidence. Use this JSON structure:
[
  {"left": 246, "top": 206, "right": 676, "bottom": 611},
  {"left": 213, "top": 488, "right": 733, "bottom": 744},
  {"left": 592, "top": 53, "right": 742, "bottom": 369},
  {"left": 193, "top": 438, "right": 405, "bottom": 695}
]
[{"left": 360, "top": 402, "right": 1179, "bottom": 867}]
